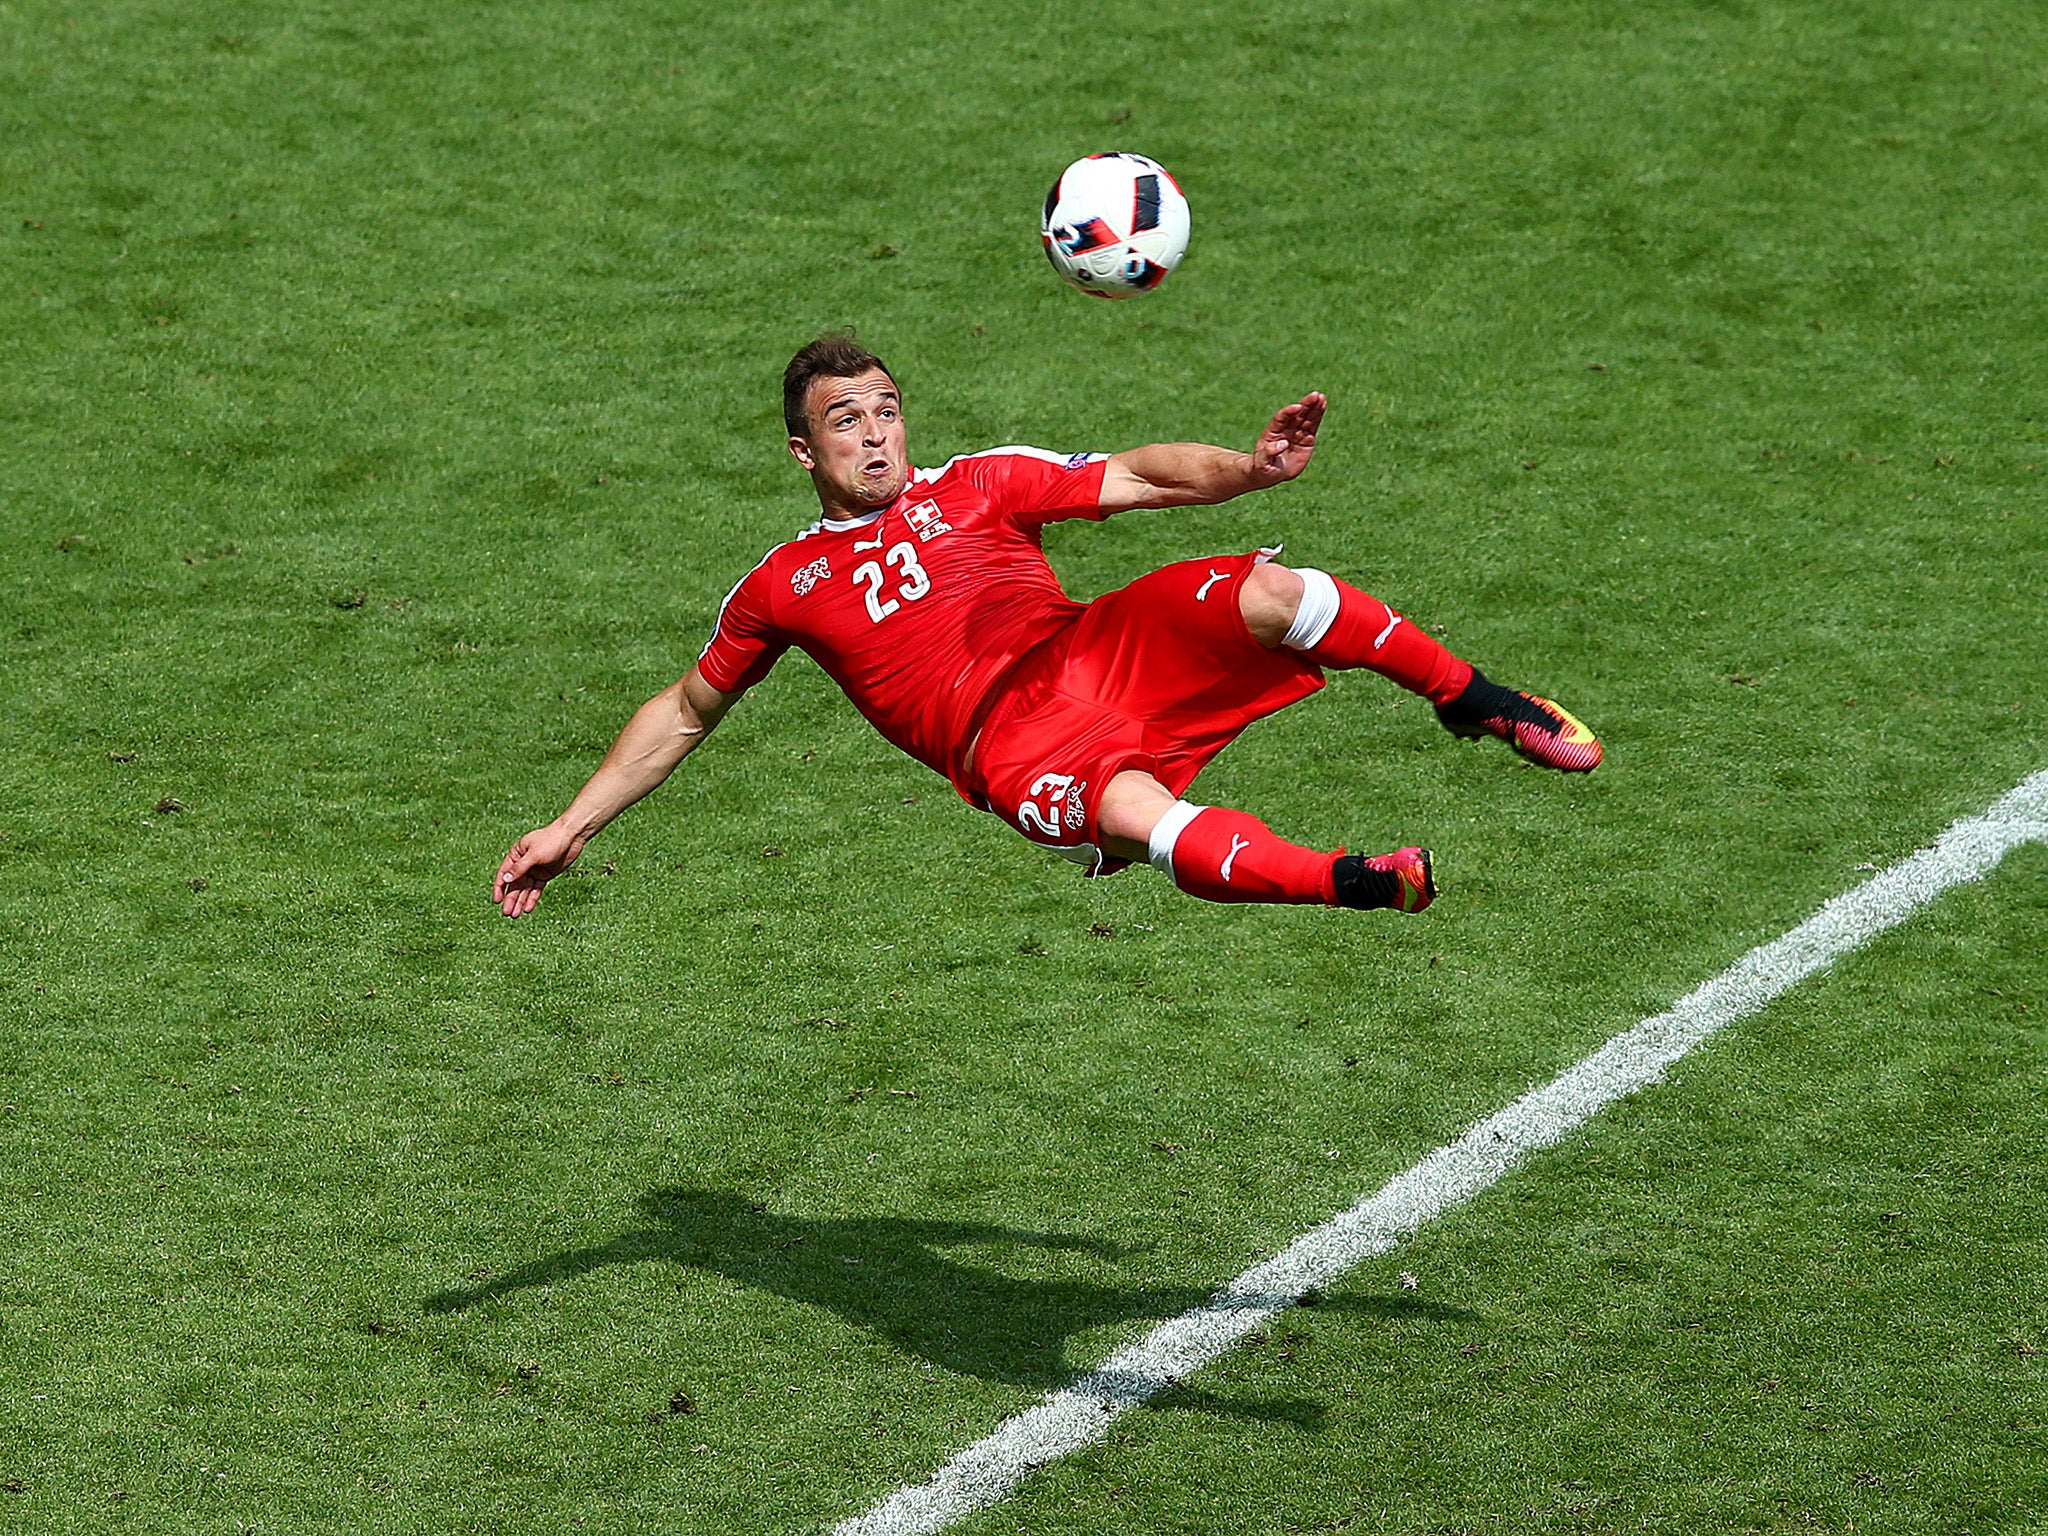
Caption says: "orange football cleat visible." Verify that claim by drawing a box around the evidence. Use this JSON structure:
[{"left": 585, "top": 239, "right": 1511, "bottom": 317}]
[
  {"left": 1334, "top": 846, "right": 1435, "bottom": 913},
  {"left": 1440, "top": 689, "right": 1603, "bottom": 772}
]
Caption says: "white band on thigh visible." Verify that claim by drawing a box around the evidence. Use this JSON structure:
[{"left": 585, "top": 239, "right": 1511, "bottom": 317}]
[
  {"left": 1147, "top": 800, "right": 1207, "bottom": 876},
  {"left": 1281, "top": 567, "right": 1341, "bottom": 651}
]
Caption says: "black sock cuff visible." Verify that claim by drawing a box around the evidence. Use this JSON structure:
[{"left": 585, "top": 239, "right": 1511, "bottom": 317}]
[
  {"left": 1331, "top": 857, "right": 1399, "bottom": 910},
  {"left": 1436, "top": 667, "right": 1510, "bottom": 725}
]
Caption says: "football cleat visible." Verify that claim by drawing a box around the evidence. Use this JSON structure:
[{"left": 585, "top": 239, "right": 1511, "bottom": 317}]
[
  {"left": 1439, "top": 690, "right": 1603, "bottom": 772},
  {"left": 1333, "top": 846, "right": 1434, "bottom": 913}
]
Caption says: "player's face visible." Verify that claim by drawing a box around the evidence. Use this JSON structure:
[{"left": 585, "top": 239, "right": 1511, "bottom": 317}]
[{"left": 789, "top": 369, "right": 909, "bottom": 512}]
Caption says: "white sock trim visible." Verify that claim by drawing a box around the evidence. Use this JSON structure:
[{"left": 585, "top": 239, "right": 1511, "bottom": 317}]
[
  {"left": 1147, "top": 801, "right": 1207, "bottom": 877},
  {"left": 1281, "top": 567, "right": 1341, "bottom": 651}
]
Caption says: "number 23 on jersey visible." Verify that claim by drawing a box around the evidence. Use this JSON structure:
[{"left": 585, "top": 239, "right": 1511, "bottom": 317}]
[{"left": 852, "top": 541, "right": 932, "bottom": 623}]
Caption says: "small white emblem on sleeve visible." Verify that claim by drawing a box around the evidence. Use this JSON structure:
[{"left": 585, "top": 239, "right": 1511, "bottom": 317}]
[{"left": 791, "top": 556, "right": 832, "bottom": 596}]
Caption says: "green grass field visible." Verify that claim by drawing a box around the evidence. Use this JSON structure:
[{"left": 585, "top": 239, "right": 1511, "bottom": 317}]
[{"left": 4, "top": 0, "right": 2045, "bottom": 1530}]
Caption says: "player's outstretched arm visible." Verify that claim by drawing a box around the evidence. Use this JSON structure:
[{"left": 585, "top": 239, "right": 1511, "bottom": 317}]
[
  {"left": 492, "top": 668, "right": 734, "bottom": 918},
  {"left": 1097, "top": 392, "right": 1325, "bottom": 513}
]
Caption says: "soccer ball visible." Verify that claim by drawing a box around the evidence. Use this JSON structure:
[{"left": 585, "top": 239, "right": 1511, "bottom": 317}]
[{"left": 1040, "top": 153, "right": 1190, "bottom": 299}]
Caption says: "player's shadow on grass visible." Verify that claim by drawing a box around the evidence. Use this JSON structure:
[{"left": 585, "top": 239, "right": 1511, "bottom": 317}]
[{"left": 422, "top": 1187, "right": 1470, "bottom": 1408}]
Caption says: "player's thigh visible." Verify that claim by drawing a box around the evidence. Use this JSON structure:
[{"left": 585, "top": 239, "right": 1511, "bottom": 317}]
[
  {"left": 973, "top": 685, "right": 1152, "bottom": 854},
  {"left": 1072, "top": 551, "right": 1287, "bottom": 701}
]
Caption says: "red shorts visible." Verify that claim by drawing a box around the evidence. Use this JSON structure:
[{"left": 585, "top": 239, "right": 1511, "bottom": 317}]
[{"left": 964, "top": 551, "right": 1324, "bottom": 870}]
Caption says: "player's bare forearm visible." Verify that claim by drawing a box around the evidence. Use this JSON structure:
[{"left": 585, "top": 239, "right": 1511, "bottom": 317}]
[
  {"left": 1098, "top": 392, "right": 1326, "bottom": 514},
  {"left": 1100, "top": 442, "right": 1261, "bottom": 510},
  {"left": 561, "top": 674, "right": 727, "bottom": 838},
  {"left": 493, "top": 669, "right": 733, "bottom": 917}
]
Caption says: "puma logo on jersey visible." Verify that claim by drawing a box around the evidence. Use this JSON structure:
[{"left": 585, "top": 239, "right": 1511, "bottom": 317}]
[
  {"left": 1220, "top": 833, "right": 1251, "bottom": 881},
  {"left": 1195, "top": 569, "right": 1228, "bottom": 602},
  {"left": 1374, "top": 609, "right": 1402, "bottom": 649},
  {"left": 791, "top": 556, "right": 832, "bottom": 596}
]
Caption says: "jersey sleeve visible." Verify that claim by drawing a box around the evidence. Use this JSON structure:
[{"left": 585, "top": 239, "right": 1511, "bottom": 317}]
[
  {"left": 697, "top": 558, "right": 789, "bottom": 695},
  {"left": 967, "top": 447, "right": 1111, "bottom": 526}
]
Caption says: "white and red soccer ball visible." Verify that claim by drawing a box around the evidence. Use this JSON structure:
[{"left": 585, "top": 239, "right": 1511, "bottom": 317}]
[{"left": 1041, "top": 153, "right": 1191, "bottom": 299}]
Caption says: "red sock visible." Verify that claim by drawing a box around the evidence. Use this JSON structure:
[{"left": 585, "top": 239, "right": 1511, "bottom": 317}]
[
  {"left": 1159, "top": 807, "right": 1336, "bottom": 906},
  {"left": 1303, "top": 577, "right": 1472, "bottom": 706}
]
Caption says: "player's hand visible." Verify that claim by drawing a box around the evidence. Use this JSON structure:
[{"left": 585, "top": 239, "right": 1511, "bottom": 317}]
[
  {"left": 493, "top": 821, "right": 585, "bottom": 918},
  {"left": 1249, "top": 392, "right": 1326, "bottom": 485}
]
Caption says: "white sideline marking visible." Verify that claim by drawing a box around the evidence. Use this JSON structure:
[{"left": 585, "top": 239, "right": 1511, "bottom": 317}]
[{"left": 836, "top": 770, "right": 2048, "bottom": 1536}]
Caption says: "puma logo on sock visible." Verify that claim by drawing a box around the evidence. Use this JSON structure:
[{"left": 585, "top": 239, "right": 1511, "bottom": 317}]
[
  {"left": 1220, "top": 834, "right": 1251, "bottom": 881},
  {"left": 1373, "top": 610, "right": 1402, "bottom": 649}
]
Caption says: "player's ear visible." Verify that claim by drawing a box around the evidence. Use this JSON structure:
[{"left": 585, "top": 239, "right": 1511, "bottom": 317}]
[{"left": 787, "top": 435, "right": 817, "bottom": 471}]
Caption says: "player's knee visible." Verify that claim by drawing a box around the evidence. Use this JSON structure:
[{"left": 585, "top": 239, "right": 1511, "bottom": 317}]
[
  {"left": 1096, "top": 770, "right": 1178, "bottom": 851},
  {"left": 1240, "top": 562, "right": 1305, "bottom": 648}
]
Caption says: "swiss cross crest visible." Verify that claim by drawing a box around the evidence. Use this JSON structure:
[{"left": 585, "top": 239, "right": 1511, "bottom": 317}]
[
  {"left": 791, "top": 556, "right": 831, "bottom": 596},
  {"left": 902, "top": 499, "right": 953, "bottom": 544}
]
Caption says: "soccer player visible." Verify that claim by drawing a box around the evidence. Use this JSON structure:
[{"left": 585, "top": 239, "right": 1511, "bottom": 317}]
[{"left": 494, "top": 334, "right": 1600, "bottom": 919}]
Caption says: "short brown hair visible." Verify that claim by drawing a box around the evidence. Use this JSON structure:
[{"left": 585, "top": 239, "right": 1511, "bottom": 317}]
[{"left": 783, "top": 331, "right": 895, "bottom": 438}]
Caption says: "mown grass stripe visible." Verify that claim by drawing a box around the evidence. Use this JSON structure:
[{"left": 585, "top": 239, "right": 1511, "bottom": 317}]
[{"left": 836, "top": 769, "right": 2048, "bottom": 1536}]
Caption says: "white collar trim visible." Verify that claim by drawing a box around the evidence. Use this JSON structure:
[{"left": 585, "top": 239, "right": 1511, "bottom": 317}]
[{"left": 820, "top": 510, "right": 886, "bottom": 532}]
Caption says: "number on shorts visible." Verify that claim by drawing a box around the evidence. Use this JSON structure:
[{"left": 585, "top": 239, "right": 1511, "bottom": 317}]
[{"left": 1016, "top": 772, "right": 1075, "bottom": 840}]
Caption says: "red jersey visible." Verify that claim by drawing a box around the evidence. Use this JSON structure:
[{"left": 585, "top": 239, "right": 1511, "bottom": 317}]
[{"left": 696, "top": 447, "right": 1111, "bottom": 786}]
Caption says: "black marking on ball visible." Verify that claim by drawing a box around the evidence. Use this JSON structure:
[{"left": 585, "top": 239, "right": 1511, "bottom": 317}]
[{"left": 1132, "top": 173, "right": 1161, "bottom": 233}]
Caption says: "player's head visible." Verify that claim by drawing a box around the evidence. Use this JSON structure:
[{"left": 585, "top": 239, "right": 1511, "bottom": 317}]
[{"left": 784, "top": 331, "right": 908, "bottom": 514}]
